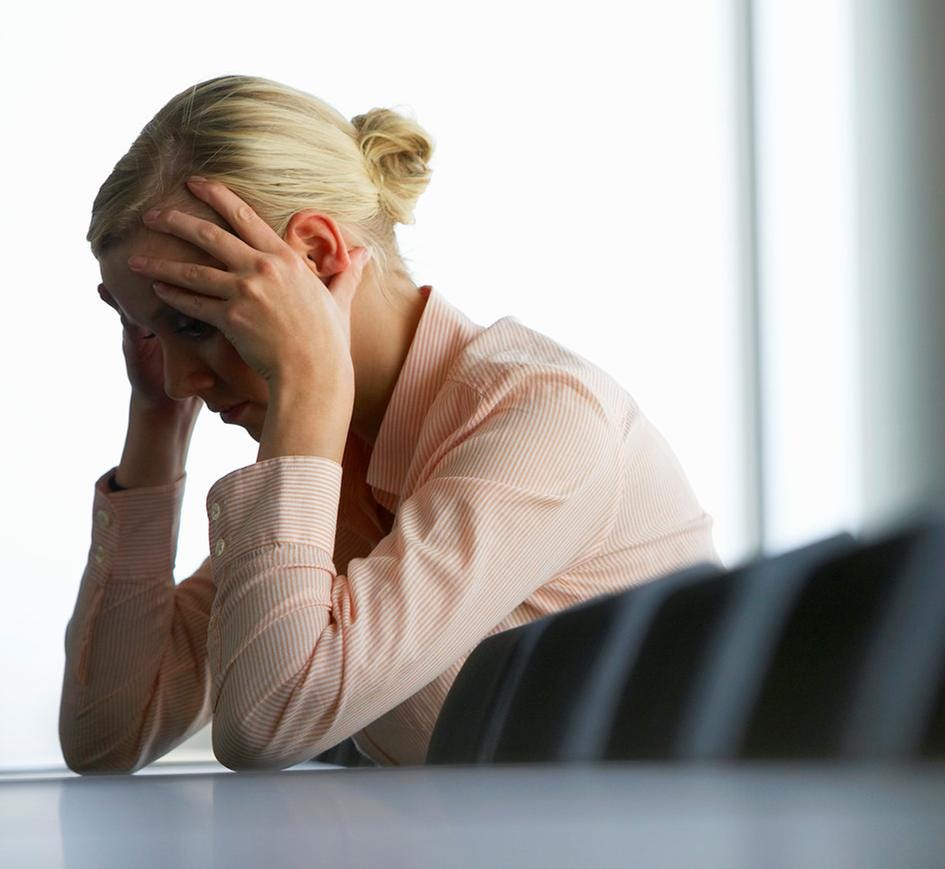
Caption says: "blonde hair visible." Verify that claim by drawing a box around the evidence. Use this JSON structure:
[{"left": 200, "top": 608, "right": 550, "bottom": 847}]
[{"left": 87, "top": 74, "right": 435, "bottom": 289}]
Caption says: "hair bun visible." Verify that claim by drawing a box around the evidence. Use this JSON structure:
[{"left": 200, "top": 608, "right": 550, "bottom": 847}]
[{"left": 352, "top": 107, "right": 434, "bottom": 225}]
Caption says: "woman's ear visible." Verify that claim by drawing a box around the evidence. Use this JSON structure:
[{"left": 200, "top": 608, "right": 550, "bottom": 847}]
[{"left": 284, "top": 210, "right": 350, "bottom": 278}]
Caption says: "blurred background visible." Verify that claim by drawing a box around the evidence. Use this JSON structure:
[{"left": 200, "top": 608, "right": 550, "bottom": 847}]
[{"left": 1, "top": 0, "right": 943, "bottom": 772}]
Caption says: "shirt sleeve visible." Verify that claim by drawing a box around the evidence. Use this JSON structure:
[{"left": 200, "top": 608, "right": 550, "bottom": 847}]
[
  {"left": 205, "top": 375, "right": 623, "bottom": 770},
  {"left": 59, "top": 467, "right": 215, "bottom": 774}
]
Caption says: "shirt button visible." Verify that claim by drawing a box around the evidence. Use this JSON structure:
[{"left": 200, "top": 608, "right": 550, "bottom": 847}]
[
  {"left": 214, "top": 539, "right": 226, "bottom": 557},
  {"left": 210, "top": 501, "right": 221, "bottom": 521},
  {"left": 94, "top": 544, "right": 107, "bottom": 564},
  {"left": 95, "top": 509, "right": 112, "bottom": 529}
]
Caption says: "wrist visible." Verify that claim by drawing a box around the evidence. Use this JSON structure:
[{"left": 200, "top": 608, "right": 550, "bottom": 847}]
[
  {"left": 258, "top": 375, "right": 354, "bottom": 465},
  {"left": 130, "top": 392, "right": 201, "bottom": 422},
  {"left": 117, "top": 395, "right": 199, "bottom": 489},
  {"left": 271, "top": 366, "right": 353, "bottom": 416}
]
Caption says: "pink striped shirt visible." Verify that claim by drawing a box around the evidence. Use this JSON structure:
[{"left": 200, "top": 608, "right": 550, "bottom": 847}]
[{"left": 60, "top": 285, "right": 721, "bottom": 772}]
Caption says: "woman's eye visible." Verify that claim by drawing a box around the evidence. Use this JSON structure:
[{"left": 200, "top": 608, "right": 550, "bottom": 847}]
[{"left": 174, "top": 319, "right": 213, "bottom": 339}]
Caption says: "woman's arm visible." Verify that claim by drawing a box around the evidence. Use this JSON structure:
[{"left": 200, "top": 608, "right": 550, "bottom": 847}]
[
  {"left": 59, "top": 469, "right": 215, "bottom": 774},
  {"left": 204, "top": 375, "right": 626, "bottom": 770}
]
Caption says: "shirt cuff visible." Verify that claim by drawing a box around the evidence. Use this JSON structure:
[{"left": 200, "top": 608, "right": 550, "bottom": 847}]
[
  {"left": 90, "top": 466, "right": 187, "bottom": 578},
  {"left": 205, "top": 455, "right": 343, "bottom": 570}
]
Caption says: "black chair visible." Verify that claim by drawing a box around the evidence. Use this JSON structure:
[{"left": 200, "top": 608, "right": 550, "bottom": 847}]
[
  {"left": 598, "top": 561, "right": 745, "bottom": 761},
  {"left": 491, "top": 562, "right": 724, "bottom": 763},
  {"left": 425, "top": 617, "right": 549, "bottom": 764},
  {"left": 427, "top": 562, "right": 723, "bottom": 765},
  {"left": 837, "top": 516, "right": 945, "bottom": 760},
  {"left": 491, "top": 537, "right": 852, "bottom": 763},
  {"left": 427, "top": 515, "right": 945, "bottom": 764},
  {"left": 674, "top": 533, "right": 858, "bottom": 760},
  {"left": 731, "top": 528, "right": 924, "bottom": 760}
]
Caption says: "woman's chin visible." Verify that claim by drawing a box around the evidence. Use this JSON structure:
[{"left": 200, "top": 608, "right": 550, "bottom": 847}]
[
  {"left": 239, "top": 417, "right": 260, "bottom": 442},
  {"left": 218, "top": 412, "right": 261, "bottom": 442}
]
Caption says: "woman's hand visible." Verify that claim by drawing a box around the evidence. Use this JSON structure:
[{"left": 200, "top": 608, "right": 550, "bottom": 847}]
[
  {"left": 127, "top": 177, "right": 371, "bottom": 396},
  {"left": 97, "top": 282, "right": 202, "bottom": 418}
]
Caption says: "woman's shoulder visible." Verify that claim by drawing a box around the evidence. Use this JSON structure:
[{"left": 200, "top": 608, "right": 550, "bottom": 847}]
[{"left": 447, "top": 314, "right": 637, "bottom": 427}]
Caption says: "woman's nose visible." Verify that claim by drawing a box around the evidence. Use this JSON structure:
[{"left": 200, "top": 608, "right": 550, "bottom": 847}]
[{"left": 163, "top": 351, "right": 215, "bottom": 401}]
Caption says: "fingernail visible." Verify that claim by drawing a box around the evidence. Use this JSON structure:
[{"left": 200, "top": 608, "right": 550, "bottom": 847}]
[{"left": 188, "top": 175, "right": 208, "bottom": 185}]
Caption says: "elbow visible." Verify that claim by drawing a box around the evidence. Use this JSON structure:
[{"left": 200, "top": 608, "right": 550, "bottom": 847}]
[
  {"left": 63, "top": 757, "right": 137, "bottom": 777},
  {"left": 211, "top": 722, "right": 271, "bottom": 772},
  {"left": 60, "top": 740, "right": 143, "bottom": 776},
  {"left": 59, "top": 721, "right": 142, "bottom": 776},
  {"left": 211, "top": 717, "right": 311, "bottom": 772},
  {"left": 211, "top": 685, "right": 275, "bottom": 770},
  {"left": 211, "top": 690, "right": 340, "bottom": 772},
  {"left": 211, "top": 702, "right": 303, "bottom": 772}
]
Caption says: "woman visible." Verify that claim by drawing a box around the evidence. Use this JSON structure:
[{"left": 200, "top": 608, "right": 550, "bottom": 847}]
[{"left": 60, "top": 75, "right": 721, "bottom": 772}]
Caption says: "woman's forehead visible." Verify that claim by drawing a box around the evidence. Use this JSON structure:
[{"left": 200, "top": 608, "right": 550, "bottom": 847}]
[{"left": 98, "top": 229, "right": 227, "bottom": 328}]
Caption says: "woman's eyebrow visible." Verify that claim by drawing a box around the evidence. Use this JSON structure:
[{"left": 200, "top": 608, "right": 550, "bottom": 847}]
[{"left": 129, "top": 305, "right": 175, "bottom": 330}]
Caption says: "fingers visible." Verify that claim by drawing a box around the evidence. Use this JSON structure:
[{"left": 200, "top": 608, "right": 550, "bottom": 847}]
[
  {"left": 128, "top": 251, "right": 231, "bottom": 298},
  {"left": 140, "top": 208, "right": 246, "bottom": 275},
  {"left": 184, "top": 176, "right": 285, "bottom": 255}
]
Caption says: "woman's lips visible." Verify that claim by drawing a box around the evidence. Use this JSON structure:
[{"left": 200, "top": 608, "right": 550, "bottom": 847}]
[{"left": 221, "top": 402, "right": 249, "bottom": 423}]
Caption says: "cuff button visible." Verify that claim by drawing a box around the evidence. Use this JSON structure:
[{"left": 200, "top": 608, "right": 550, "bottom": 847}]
[
  {"left": 95, "top": 509, "right": 112, "bottom": 529},
  {"left": 214, "top": 538, "right": 226, "bottom": 557},
  {"left": 210, "top": 501, "right": 221, "bottom": 521}
]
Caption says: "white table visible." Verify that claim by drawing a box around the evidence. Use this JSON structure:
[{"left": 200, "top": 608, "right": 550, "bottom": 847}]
[{"left": 3, "top": 761, "right": 944, "bottom": 868}]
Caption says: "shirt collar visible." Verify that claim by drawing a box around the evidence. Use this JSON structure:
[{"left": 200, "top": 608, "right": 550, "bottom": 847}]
[{"left": 366, "top": 285, "right": 483, "bottom": 505}]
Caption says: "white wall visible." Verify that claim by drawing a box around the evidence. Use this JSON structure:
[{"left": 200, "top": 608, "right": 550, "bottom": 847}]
[{"left": 2, "top": 0, "right": 750, "bottom": 771}]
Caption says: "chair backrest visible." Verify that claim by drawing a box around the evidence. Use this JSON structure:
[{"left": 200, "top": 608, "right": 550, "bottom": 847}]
[
  {"left": 427, "top": 519, "right": 945, "bottom": 764},
  {"left": 425, "top": 617, "right": 548, "bottom": 764},
  {"left": 599, "top": 564, "right": 737, "bottom": 761},
  {"left": 838, "top": 518, "right": 945, "bottom": 760},
  {"left": 492, "top": 563, "right": 725, "bottom": 763},
  {"left": 736, "top": 531, "right": 917, "bottom": 759},
  {"left": 675, "top": 533, "right": 858, "bottom": 760}
]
